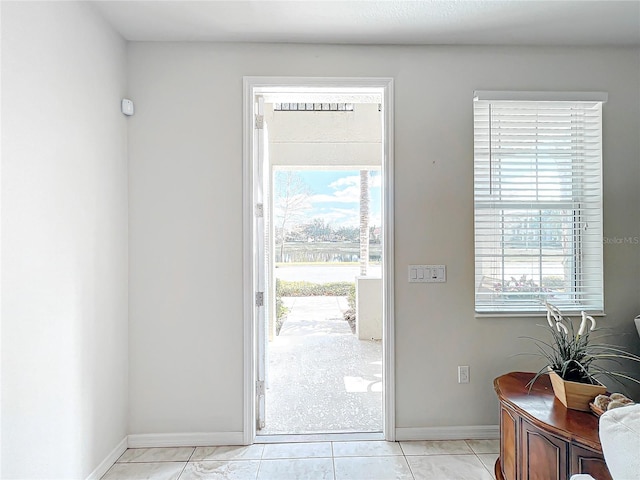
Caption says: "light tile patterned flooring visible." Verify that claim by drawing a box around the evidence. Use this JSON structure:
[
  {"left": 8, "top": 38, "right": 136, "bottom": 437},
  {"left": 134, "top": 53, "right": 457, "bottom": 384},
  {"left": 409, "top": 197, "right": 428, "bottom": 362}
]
[{"left": 101, "top": 439, "right": 499, "bottom": 479}]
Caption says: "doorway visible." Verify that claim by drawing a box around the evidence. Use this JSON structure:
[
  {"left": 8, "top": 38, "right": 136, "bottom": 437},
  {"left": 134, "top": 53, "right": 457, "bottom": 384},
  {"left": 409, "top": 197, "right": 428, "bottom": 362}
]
[
  {"left": 243, "top": 77, "right": 395, "bottom": 443},
  {"left": 265, "top": 167, "right": 382, "bottom": 436}
]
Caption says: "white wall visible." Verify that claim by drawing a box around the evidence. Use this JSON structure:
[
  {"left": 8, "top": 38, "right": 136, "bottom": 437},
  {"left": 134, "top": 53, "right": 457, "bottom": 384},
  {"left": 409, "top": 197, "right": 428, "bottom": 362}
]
[
  {"left": 1, "top": 2, "right": 128, "bottom": 478},
  {"left": 127, "top": 43, "right": 640, "bottom": 437}
]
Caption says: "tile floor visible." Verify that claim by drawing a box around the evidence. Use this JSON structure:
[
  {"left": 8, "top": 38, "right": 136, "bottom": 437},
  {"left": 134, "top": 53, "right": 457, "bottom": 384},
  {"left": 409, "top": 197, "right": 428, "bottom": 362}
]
[{"left": 101, "top": 439, "right": 499, "bottom": 479}]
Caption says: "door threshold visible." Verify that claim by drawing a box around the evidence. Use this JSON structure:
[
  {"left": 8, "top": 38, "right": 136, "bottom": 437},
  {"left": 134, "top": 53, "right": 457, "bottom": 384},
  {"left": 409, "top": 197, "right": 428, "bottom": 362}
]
[{"left": 255, "top": 432, "right": 384, "bottom": 444}]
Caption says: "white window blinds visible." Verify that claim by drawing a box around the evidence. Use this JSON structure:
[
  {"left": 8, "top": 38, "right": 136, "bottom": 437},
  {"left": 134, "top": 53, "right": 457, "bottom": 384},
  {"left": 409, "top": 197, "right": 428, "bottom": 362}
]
[{"left": 473, "top": 92, "right": 605, "bottom": 314}]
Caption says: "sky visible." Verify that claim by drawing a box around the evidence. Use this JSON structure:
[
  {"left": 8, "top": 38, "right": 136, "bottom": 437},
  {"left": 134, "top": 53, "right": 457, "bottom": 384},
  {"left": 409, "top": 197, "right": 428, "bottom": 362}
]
[{"left": 281, "top": 170, "right": 382, "bottom": 228}]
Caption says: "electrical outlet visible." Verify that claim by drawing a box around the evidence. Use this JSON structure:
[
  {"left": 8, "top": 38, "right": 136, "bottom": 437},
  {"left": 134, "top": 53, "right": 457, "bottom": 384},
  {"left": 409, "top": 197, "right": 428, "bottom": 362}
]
[{"left": 458, "top": 365, "right": 470, "bottom": 384}]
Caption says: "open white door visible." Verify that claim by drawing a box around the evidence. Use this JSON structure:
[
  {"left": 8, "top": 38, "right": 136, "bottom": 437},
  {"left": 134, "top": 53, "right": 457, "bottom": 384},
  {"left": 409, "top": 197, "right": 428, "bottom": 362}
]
[{"left": 254, "top": 96, "right": 269, "bottom": 431}]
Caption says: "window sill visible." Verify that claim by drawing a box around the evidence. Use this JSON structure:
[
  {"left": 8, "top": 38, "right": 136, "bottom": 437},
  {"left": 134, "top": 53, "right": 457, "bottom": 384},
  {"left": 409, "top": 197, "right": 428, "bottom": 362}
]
[{"left": 475, "top": 312, "right": 607, "bottom": 319}]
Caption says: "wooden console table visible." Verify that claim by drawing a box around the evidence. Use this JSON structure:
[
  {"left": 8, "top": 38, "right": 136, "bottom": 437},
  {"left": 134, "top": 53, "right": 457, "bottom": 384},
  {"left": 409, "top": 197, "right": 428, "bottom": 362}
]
[{"left": 494, "top": 372, "right": 612, "bottom": 480}]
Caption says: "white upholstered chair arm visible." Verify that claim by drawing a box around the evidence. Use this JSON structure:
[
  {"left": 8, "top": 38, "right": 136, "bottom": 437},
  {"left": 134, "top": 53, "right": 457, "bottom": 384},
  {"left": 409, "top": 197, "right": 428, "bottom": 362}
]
[
  {"left": 598, "top": 403, "right": 640, "bottom": 480},
  {"left": 570, "top": 404, "right": 640, "bottom": 480}
]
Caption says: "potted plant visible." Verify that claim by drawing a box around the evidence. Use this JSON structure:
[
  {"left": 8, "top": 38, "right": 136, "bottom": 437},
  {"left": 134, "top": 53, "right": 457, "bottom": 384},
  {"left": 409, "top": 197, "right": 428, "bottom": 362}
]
[{"left": 524, "top": 302, "right": 640, "bottom": 411}]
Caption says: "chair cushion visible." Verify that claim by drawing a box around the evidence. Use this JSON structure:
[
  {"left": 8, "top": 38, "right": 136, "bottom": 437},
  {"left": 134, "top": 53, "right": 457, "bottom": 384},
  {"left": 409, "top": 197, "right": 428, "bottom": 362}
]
[{"left": 599, "top": 403, "right": 640, "bottom": 480}]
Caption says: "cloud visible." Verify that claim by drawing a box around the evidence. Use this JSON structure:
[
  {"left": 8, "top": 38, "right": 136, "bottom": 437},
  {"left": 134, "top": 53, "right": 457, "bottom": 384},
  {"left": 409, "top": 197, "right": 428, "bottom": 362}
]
[
  {"left": 328, "top": 173, "right": 381, "bottom": 189},
  {"left": 309, "top": 188, "right": 359, "bottom": 204},
  {"left": 310, "top": 173, "right": 381, "bottom": 205},
  {"left": 329, "top": 176, "right": 358, "bottom": 188}
]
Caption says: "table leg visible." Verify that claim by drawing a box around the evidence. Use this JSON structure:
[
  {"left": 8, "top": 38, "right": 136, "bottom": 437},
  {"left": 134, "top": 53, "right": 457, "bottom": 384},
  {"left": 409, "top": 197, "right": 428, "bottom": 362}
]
[{"left": 495, "top": 458, "right": 506, "bottom": 480}]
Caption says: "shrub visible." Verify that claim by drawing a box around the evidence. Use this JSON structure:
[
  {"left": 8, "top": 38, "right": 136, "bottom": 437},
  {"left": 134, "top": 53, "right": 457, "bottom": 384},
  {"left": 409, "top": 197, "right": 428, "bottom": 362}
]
[
  {"left": 347, "top": 283, "right": 356, "bottom": 310},
  {"left": 542, "top": 276, "right": 565, "bottom": 290},
  {"left": 275, "top": 278, "right": 289, "bottom": 335},
  {"left": 344, "top": 284, "right": 356, "bottom": 333},
  {"left": 276, "top": 280, "right": 354, "bottom": 297}
]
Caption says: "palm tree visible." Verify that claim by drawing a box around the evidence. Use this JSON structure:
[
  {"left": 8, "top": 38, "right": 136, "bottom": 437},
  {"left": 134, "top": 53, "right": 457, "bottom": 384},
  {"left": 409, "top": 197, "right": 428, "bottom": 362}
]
[{"left": 359, "top": 170, "right": 369, "bottom": 276}]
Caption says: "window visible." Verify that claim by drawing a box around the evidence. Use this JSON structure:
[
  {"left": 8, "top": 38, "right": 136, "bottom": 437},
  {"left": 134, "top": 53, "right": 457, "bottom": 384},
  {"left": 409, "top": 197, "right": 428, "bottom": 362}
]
[{"left": 473, "top": 91, "right": 606, "bottom": 314}]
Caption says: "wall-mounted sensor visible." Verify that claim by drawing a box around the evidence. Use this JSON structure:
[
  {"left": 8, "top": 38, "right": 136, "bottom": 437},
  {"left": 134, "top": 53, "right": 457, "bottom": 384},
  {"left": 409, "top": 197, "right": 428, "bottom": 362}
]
[{"left": 121, "top": 98, "right": 134, "bottom": 116}]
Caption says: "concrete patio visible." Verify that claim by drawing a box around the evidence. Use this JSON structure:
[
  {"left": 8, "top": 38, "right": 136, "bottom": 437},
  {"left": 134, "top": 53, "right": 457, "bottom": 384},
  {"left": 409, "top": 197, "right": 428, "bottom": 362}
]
[{"left": 261, "top": 295, "right": 383, "bottom": 435}]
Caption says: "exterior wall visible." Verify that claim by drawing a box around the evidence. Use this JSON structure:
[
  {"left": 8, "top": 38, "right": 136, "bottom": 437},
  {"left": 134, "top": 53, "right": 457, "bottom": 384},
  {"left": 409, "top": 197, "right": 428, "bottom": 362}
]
[
  {"left": 1, "top": 2, "right": 129, "bottom": 477},
  {"left": 127, "top": 42, "right": 640, "bottom": 437},
  {"left": 356, "top": 277, "right": 383, "bottom": 340},
  {"left": 266, "top": 103, "right": 382, "bottom": 168}
]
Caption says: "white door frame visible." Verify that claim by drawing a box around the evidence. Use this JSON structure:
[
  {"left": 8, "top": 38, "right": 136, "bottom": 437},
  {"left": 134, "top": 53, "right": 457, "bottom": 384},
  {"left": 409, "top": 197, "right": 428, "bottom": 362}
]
[{"left": 242, "top": 76, "right": 395, "bottom": 444}]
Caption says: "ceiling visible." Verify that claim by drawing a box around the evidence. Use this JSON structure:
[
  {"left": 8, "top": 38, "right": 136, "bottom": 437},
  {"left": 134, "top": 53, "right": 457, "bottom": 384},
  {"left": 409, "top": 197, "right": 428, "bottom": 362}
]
[{"left": 92, "top": 0, "right": 640, "bottom": 46}]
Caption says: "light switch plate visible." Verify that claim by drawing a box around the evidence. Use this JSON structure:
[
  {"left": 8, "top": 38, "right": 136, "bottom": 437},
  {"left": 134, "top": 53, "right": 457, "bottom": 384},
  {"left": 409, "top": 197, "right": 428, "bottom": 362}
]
[{"left": 408, "top": 265, "right": 446, "bottom": 283}]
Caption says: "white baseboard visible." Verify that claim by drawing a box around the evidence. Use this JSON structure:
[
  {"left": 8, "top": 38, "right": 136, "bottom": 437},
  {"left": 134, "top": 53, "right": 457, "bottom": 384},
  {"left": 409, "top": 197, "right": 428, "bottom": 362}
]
[
  {"left": 127, "top": 432, "right": 245, "bottom": 448},
  {"left": 86, "top": 436, "right": 128, "bottom": 480},
  {"left": 395, "top": 425, "right": 499, "bottom": 441}
]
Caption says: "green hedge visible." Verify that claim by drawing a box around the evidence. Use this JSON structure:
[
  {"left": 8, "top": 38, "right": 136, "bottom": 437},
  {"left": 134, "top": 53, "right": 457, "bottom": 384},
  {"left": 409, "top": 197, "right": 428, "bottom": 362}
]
[
  {"left": 347, "top": 284, "right": 356, "bottom": 310},
  {"left": 275, "top": 278, "right": 289, "bottom": 335},
  {"left": 277, "top": 280, "right": 355, "bottom": 297}
]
